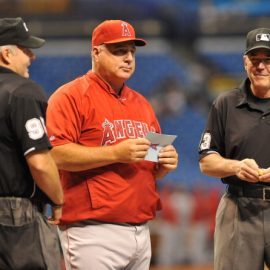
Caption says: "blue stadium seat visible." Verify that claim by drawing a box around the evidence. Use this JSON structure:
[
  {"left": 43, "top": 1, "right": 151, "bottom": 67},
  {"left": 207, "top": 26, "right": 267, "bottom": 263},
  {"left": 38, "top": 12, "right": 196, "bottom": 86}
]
[
  {"left": 30, "top": 54, "right": 188, "bottom": 96},
  {"left": 201, "top": 53, "right": 244, "bottom": 75}
]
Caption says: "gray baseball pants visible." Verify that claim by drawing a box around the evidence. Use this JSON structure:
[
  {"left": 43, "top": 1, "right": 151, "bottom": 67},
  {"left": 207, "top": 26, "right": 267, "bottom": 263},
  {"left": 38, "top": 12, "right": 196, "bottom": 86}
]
[
  {"left": 59, "top": 221, "right": 151, "bottom": 270},
  {"left": 215, "top": 192, "right": 270, "bottom": 270}
]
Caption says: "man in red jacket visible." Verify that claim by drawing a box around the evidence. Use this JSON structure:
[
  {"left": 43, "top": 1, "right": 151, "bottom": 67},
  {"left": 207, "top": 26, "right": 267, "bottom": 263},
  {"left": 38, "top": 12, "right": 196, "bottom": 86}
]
[{"left": 47, "top": 19, "right": 178, "bottom": 270}]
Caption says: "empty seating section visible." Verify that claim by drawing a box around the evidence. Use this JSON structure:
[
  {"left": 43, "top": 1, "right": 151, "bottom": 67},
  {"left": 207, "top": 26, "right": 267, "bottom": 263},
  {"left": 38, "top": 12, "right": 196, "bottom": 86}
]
[{"left": 201, "top": 52, "right": 244, "bottom": 75}]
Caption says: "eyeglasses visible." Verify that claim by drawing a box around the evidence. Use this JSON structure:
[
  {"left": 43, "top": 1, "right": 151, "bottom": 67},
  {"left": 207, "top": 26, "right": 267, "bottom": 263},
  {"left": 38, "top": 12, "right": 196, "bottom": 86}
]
[{"left": 249, "top": 57, "right": 270, "bottom": 66}]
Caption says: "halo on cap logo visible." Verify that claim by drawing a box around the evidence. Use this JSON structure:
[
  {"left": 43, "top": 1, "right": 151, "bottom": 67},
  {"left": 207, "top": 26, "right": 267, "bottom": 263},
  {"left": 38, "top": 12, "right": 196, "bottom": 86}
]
[
  {"left": 121, "top": 22, "right": 131, "bottom": 37},
  {"left": 256, "top": 33, "right": 270, "bottom": 42}
]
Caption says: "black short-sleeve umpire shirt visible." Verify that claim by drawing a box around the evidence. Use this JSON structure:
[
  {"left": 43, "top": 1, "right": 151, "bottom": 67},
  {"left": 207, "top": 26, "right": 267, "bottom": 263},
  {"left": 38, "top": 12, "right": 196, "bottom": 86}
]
[
  {"left": 199, "top": 78, "right": 270, "bottom": 186},
  {"left": 0, "top": 66, "right": 52, "bottom": 198}
]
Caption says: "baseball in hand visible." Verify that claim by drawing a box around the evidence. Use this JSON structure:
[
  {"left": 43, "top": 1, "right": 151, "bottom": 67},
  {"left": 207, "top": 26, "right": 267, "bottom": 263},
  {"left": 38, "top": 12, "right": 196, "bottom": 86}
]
[{"left": 258, "top": 168, "right": 266, "bottom": 176}]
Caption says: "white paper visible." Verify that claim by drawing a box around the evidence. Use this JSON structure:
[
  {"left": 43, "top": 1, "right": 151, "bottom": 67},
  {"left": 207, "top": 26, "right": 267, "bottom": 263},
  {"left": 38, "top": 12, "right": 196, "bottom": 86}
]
[{"left": 144, "top": 132, "right": 177, "bottom": 162}]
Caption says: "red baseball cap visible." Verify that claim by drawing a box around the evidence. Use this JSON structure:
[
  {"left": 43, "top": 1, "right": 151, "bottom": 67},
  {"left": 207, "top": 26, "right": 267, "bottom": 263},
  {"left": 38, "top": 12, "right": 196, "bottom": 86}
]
[{"left": 92, "top": 20, "right": 146, "bottom": 47}]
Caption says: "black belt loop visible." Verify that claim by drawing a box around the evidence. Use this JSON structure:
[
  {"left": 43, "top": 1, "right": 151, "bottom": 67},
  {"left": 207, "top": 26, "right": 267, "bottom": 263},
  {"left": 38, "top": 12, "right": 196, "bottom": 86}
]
[{"left": 263, "top": 187, "right": 270, "bottom": 201}]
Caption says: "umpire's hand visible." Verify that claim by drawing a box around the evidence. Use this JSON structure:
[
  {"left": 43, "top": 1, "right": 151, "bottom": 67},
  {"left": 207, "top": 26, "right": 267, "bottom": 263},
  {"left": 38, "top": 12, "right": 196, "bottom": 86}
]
[
  {"left": 48, "top": 206, "right": 62, "bottom": 225},
  {"left": 236, "top": 158, "right": 260, "bottom": 182}
]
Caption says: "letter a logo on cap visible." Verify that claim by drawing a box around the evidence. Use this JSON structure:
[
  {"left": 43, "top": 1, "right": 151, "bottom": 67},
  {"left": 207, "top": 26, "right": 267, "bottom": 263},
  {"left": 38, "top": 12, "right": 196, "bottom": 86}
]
[{"left": 121, "top": 22, "right": 131, "bottom": 37}]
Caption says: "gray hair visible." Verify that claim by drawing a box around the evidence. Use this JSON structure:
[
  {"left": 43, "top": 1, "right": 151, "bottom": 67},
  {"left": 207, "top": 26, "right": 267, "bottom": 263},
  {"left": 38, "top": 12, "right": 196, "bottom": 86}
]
[{"left": 0, "top": 45, "right": 17, "bottom": 54}]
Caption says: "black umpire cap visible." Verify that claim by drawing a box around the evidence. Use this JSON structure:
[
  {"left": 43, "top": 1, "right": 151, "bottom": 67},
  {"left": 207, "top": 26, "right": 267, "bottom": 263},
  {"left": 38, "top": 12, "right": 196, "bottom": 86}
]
[
  {"left": 0, "top": 17, "right": 45, "bottom": 48},
  {"left": 245, "top": 28, "right": 270, "bottom": 55}
]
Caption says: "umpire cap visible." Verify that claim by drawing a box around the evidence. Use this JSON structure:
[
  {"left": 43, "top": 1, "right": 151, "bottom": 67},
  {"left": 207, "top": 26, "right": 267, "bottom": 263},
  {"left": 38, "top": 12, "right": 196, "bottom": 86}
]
[
  {"left": 0, "top": 17, "right": 45, "bottom": 48},
  {"left": 245, "top": 28, "right": 270, "bottom": 55}
]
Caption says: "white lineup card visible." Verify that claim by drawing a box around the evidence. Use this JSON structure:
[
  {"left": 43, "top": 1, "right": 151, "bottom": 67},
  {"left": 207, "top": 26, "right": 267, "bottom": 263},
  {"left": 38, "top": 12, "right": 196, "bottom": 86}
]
[{"left": 144, "top": 132, "right": 177, "bottom": 162}]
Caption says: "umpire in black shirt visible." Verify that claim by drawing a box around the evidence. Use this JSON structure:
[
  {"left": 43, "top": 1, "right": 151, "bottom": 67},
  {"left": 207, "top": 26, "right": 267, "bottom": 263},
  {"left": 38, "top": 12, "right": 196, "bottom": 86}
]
[
  {"left": 199, "top": 28, "right": 270, "bottom": 270},
  {"left": 0, "top": 17, "right": 64, "bottom": 269}
]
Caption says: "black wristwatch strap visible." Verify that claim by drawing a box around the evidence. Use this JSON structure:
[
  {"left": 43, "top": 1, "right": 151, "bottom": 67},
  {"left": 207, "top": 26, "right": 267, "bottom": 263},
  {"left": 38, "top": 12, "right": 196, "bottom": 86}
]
[{"left": 51, "top": 202, "right": 64, "bottom": 208}]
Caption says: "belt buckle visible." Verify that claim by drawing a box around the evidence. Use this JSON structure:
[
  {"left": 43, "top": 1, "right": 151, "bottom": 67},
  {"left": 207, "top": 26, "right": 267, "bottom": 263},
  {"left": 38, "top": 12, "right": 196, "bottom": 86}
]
[{"left": 263, "top": 187, "right": 270, "bottom": 201}]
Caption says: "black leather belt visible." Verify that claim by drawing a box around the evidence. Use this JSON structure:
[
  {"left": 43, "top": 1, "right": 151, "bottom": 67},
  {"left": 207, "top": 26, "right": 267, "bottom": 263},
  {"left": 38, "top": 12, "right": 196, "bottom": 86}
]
[{"left": 228, "top": 185, "right": 270, "bottom": 201}]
